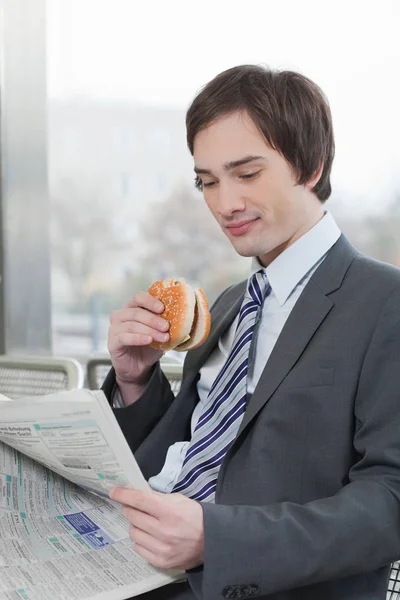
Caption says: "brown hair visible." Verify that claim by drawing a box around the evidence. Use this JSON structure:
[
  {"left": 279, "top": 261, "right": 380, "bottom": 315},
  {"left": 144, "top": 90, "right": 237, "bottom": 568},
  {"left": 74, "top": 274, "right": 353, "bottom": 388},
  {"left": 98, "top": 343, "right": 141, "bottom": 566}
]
[{"left": 186, "top": 65, "right": 335, "bottom": 202}]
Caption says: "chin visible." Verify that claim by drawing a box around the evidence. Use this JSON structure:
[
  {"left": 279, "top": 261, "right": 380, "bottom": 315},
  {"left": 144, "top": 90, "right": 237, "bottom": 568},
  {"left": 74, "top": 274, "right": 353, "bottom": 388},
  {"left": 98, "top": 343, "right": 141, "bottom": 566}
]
[
  {"left": 226, "top": 231, "right": 274, "bottom": 259},
  {"left": 231, "top": 242, "right": 268, "bottom": 259}
]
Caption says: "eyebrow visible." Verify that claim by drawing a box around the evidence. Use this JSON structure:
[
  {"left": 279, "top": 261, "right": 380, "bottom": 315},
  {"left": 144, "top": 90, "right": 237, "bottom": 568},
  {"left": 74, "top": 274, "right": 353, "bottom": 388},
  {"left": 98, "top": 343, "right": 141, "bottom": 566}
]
[{"left": 194, "top": 155, "right": 266, "bottom": 175}]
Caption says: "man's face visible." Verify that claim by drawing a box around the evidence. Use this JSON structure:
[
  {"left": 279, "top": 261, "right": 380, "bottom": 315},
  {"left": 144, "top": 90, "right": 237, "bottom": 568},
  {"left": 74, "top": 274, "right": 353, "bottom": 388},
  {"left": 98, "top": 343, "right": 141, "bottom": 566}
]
[{"left": 193, "top": 111, "right": 324, "bottom": 266}]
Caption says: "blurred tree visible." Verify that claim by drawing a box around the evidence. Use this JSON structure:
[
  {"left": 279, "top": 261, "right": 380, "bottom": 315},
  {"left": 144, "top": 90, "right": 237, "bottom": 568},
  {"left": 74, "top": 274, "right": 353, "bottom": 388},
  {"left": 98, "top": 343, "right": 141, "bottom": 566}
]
[
  {"left": 332, "top": 191, "right": 400, "bottom": 266},
  {"left": 139, "top": 185, "right": 250, "bottom": 303},
  {"left": 51, "top": 179, "right": 127, "bottom": 311}
]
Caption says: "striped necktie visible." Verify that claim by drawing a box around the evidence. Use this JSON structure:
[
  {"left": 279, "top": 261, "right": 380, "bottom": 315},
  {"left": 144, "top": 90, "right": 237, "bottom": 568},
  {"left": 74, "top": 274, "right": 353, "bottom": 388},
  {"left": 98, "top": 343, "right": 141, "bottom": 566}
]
[{"left": 172, "top": 270, "right": 270, "bottom": 502}]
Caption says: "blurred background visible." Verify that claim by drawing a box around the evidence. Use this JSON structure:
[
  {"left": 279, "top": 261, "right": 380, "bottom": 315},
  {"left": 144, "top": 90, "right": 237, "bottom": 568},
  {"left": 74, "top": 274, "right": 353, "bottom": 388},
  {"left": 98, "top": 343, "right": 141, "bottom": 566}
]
[{"left": 0, "top": 0, "right": 399, "bottom": 360}]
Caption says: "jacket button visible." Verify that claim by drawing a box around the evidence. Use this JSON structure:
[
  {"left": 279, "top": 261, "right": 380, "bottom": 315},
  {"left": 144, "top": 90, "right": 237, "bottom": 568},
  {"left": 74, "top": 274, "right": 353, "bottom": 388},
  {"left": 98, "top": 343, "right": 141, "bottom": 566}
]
[
  {"left": 242, "top": 584, "right": 260, "bottom": 597},
  {"left": 223, "top": 584, "right": 260, "bottom": 598}
]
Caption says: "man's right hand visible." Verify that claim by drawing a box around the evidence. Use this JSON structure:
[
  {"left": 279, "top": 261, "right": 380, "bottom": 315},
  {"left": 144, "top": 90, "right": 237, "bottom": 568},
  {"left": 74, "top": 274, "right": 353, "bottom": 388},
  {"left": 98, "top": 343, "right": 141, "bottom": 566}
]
[{"left": 107, "top": 292, "right": 170, "bottom": 403}]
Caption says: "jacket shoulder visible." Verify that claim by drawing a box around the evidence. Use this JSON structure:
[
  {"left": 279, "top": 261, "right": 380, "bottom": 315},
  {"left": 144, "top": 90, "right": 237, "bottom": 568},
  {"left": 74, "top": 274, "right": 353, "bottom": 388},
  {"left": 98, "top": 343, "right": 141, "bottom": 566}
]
[{"left": 350, "top": 252, "right": 400, "bottom": 290}]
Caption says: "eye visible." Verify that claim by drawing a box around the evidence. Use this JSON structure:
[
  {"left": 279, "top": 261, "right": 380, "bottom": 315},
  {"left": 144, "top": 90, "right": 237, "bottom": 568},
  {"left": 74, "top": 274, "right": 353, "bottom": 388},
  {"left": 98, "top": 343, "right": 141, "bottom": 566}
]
[
  {"left": 194, "top": 175, "right": 217, "bottom": 190},
  {"left": 240, "top": 171, "right": 261, "bottom": 181}
]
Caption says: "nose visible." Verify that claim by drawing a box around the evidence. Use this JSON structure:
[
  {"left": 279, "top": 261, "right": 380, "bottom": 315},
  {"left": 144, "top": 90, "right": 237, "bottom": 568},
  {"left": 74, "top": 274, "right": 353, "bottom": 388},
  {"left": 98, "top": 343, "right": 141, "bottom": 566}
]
[{"left": 216, "top": 179, "right": 246, "bottom": 218}]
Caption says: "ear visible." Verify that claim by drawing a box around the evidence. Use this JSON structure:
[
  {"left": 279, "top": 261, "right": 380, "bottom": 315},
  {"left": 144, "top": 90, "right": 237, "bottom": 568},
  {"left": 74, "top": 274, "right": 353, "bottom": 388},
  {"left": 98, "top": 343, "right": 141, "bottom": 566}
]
[{"left": 305, "top": 163, "right": 324, "bottom": 190}]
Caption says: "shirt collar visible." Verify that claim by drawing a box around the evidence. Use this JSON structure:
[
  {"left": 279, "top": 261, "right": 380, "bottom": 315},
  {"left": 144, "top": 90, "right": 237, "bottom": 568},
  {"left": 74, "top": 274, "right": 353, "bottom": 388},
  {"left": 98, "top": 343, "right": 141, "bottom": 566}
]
[{"left": 250, "top": 211, "right": 341, "bottom": 306}]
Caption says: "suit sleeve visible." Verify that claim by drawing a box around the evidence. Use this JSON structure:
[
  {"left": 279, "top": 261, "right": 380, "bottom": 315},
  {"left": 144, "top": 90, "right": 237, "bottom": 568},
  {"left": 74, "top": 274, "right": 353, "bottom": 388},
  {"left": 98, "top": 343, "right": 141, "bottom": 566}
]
[
  {"left": 194, "top": 288, "right": 400, "bottom": 598},
  {"left": 101, "top": 363, "right": 175, "bottom": 453}
]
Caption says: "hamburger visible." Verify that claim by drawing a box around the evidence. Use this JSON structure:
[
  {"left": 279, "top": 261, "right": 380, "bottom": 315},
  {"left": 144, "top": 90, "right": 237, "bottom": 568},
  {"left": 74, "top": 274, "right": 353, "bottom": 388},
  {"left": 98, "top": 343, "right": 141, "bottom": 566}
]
[{"left": 147, "top": 278, "right": 211, "bottom": 352}]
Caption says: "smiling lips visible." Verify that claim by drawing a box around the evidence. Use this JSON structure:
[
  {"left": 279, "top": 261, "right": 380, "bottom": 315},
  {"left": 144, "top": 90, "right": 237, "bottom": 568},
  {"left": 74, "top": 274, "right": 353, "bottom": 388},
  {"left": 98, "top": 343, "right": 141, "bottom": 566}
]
[{"left": 225, "top": 219, "right": 258, "bottom": 236}]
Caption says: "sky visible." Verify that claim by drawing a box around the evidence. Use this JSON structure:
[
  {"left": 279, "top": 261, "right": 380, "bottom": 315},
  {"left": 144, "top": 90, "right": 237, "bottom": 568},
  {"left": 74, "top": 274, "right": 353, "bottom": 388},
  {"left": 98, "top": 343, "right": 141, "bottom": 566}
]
[{"left": 47, "top": 0, "right": 400, "bottom": 213}]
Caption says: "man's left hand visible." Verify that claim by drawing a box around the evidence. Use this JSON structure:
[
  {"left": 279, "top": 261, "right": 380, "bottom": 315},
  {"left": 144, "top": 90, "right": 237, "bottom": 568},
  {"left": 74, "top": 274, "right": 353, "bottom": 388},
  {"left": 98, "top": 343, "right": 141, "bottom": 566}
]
[{"left": 110, "top": 487, "right": 204, "bottom": 571}]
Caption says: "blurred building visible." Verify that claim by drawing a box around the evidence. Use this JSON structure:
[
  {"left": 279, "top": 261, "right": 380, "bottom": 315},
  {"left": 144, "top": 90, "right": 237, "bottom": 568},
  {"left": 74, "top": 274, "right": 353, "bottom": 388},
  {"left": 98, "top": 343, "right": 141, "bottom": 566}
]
[
  {"left": 48, "top": 97, "right": 192, "bottom": 218},
  {"left": 49, "top": 98, "right": 195, "bottom": 301}
]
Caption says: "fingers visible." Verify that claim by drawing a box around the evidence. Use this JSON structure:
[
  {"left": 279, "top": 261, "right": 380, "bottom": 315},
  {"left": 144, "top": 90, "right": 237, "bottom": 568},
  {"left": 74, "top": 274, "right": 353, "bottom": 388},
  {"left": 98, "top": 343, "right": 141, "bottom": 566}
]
[
  {"left": 108, "top": 328, "right": 169, "bottom": 351},
  {"left": 110, "top": 322, "right": 169, "bottom": 347},
  {"left": 122, "top": 506, "right": 161, "bottom": 538},
  {"left": 110, "top": 488, "right": 165, "bottom": 518},
  {"left": 132, "top": 543, "right": 166, "bottom": 570},
  {"left": 112, "top": 489, "right": 205, "bottom": 571},
  {"left": 111, "top": 307, "right": 169, "bottom": 332},
  {"left": 109, "top": 332, "right": 153, "bottom": 348},
  {"left": 108, "top": 298, "right": 170, "bottom": 351},
  {"left": 128, "top": 525, "right": 170, "bottom": 558},
  {"left": 123, "top": 291, "right": 164, "bottom": 313}
]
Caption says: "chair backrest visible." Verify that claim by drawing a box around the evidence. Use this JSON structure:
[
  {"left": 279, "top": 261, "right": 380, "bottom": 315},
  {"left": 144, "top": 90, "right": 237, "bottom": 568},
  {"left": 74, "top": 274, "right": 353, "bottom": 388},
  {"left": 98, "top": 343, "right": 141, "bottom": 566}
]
[
  {"left": 388, "top": 561, "right": 400, "bottom": 599},
  {"left": 0, "top": 355, "right": 84, "bottom": 399},
  {"left": 159, "top": 362, "right": 183, "bottom": 396},
  {"left": 86, "top": 357, "right": 114, "bottom": 391},
  {"left": 86, "top": 356, "right": 183, "bottom": 396}
]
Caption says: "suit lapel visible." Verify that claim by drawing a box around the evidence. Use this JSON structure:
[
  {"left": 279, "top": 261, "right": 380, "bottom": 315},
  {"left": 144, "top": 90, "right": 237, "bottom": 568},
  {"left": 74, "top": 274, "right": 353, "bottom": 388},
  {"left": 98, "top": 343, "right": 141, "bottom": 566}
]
[
  {"left": 236, "top": 234, "right": 358, "bottom": 436},
  {"left": 237, "top": 280, "right": 333, "bottom": 435}
]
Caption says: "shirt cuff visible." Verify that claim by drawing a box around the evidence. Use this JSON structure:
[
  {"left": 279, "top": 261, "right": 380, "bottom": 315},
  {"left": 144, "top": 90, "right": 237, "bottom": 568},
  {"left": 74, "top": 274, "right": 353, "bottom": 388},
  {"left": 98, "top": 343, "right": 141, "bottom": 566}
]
[{"left": 111, "top": 384, "right": 125, "bottom": 408}]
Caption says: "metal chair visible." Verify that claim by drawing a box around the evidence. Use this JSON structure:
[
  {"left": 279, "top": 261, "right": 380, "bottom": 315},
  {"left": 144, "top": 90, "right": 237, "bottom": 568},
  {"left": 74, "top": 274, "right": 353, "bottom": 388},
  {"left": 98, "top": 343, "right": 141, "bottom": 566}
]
[
  {"left": 86, "top": 355, "right": 183, "bottom": 396},
  {"left": 160, "top": 362, "right": 183, "bottom": 396},
  {"left": 388, "top": 561, "right": 400, "bottom": 599},
  {"left": 86, "top": 357, "right": 113, "bottom": 390},
  {"left": 0, "top": 355, "right": 84, "bottom": 399}
]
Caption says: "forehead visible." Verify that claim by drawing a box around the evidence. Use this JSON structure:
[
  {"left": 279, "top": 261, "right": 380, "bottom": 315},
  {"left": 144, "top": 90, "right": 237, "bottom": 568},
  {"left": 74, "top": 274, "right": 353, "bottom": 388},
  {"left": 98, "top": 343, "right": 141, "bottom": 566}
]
[{"left": 193, "top": 111, "right": 270, "bottom": 165}]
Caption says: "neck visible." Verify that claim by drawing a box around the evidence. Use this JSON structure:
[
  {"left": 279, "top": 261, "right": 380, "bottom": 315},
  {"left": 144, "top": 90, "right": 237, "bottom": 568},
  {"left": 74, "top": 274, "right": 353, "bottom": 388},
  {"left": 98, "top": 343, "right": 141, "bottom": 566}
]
[{"left": 258, "top": 210, "right": 325, "bottom": 267}]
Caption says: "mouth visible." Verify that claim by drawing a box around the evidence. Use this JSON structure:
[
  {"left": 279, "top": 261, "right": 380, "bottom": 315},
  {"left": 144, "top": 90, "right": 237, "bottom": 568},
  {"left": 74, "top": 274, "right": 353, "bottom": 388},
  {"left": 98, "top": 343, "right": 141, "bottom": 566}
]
[{"left": 225, "top": 219, "right": 259, "bottom": 236}]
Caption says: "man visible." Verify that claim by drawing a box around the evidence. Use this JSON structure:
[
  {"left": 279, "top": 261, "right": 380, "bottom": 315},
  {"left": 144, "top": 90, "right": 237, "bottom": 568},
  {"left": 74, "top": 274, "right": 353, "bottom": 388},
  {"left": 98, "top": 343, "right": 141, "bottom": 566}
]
[{"left": 103, "top": 65, "right": 400, "bottom": 599}]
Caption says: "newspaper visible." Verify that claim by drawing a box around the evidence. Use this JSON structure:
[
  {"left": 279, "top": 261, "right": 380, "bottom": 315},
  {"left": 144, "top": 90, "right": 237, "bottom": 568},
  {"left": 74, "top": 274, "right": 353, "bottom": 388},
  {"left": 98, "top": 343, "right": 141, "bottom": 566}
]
[{"left": 0, "top": 389, "right": 183, "bottom": 600}]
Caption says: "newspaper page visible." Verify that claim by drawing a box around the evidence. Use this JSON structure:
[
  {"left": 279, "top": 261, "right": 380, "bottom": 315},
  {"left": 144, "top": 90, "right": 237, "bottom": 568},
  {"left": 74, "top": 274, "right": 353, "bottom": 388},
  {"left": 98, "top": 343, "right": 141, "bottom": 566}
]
[
  {"left": 0, "top": 391, "right": 184, "bottom": 599},
  {"left": 0, "top": 389, "right": 149, "bottom": 496},
  {"left": 0, "top": 442, "right": 182, "bottom": 599}
]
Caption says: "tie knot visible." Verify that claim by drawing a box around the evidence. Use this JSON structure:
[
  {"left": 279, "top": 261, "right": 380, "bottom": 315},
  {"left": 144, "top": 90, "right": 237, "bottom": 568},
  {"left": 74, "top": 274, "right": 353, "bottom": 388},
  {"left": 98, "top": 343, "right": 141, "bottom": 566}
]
[{"left": 247, "top": 269, "right": 269, "bottom": 306}]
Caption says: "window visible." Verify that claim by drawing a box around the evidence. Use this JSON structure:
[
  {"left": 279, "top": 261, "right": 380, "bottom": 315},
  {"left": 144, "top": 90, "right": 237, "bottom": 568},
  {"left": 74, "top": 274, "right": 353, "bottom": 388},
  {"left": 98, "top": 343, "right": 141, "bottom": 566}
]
[{"left": 47, "top": 0, "right": 400, "bottom": 356}]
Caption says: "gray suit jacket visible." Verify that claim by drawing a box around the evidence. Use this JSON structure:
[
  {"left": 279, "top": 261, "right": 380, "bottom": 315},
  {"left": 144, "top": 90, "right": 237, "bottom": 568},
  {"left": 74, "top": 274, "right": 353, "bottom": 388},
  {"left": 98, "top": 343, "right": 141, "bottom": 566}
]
[{"left": 103, "top": 236, "right": 400, "bottom": 600}]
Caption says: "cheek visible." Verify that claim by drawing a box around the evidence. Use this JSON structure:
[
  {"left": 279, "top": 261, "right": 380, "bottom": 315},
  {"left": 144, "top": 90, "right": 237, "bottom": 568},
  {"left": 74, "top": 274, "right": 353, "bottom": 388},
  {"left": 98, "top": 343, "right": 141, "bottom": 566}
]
[
  {"left": 203, "top": 192, "right": 218, "bottom": 217},
  {"left": 265, "top": 180, "right": 298, "bottom": 215},
  {"left": 253, "top": 179, "right": 289, "bottom": 218}
]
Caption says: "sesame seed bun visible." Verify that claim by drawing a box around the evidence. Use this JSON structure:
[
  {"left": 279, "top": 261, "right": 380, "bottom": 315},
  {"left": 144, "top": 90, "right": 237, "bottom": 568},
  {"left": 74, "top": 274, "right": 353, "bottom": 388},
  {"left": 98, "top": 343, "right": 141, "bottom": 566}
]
[
  {"left": 147, "top": 278, "right": 211, "bottom": 352},
  {"left": 176, "top": 288, "right": 211, "bottom": 351}
]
